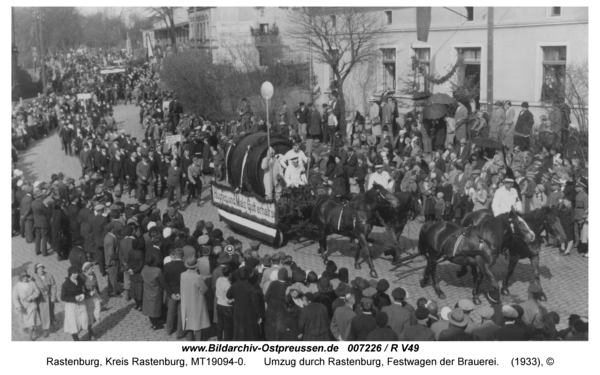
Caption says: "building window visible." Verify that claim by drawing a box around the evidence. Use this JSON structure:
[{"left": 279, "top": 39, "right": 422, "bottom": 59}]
[
  {"left": 384, "top": 11, "right": 392, "bottom": 25},
  {"left": 381, "top": 48, "right": 396, "bottom": 91},
  {"left": 259, "top": 23, "right": 269, "bottom": 33},
  {"left": 542, "top": 46, "right": 567, "bottom": 102},
  {"left": 456, "top": 47, "right": 482, "bottom": 109},
  {"left": 465, "top": 7, "right": 474, "bottom": 21},
  {"left": 413, "top": 47, "right": 430, "bottom": 90},
  {"left": 330, "top": 15, "right": 336, "bottom": 29},
  {"left": 257, "top": 46, "right": 267, "bottom": 66},
  {"left": 550, "top": 7, "right": 561, "bottom": 17}
]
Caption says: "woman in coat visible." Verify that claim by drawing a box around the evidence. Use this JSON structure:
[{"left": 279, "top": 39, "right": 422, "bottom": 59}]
[
  {"left": 61, "top": 266, "right": 91, "bottom": 341},
  {"left": 141, "top": 254, "right": 164, "bottom": 330},
  {"left": 279, "top": 292, "right": 303, "bottom": 341},
  {"left": 31, "top": 263, "right": 58, "bottom": 338},
  {"left": 181, "top": 257, "right": 211, "bottom": 341},
  {"left": 127, "top": 238, "right": 145, "bottom": 311},
  {"left": 264, "top": 268, "right": 291, "bottom": 341},
  {"left": 226, "top": 266, "right": 264, "bottom": 341},
  {"left": 13, "top": 272, "right": 41, "bottom": 341}
]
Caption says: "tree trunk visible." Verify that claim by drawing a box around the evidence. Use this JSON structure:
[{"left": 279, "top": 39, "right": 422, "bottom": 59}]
[{"left": 336, "top": 72, "right": 347, "bottom": 143}]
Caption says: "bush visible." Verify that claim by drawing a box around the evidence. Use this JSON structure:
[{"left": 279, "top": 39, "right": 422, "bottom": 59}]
[{"left": 12, "top": 66, "right": 43, "bottom": 101}]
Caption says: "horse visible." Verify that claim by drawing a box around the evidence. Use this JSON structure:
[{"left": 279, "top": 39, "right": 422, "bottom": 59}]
[
  {"left": 418, "top": 209, "right": 531, "bottom": 304},
  {"left": 311, "top": 183, "right": 400, "bottom": 278},
  {"left": 461, "top": 206, "right": 566, "bottom": 301},
  {"left": 373, "top": 191, "right": 424, "bottom": 263}
]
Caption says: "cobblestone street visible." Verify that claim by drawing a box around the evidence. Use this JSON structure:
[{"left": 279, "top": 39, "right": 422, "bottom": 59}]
[{"left": 12, "top": 103, "right": 589, "bottom": 341}]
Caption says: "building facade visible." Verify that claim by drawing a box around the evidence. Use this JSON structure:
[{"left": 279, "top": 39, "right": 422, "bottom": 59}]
[{"left": 316, "top": 6, "right": 588, "bottom": 118}]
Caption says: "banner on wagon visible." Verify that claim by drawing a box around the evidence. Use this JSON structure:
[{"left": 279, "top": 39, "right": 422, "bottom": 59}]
[{"left": 211, "top": 184, "right": 277, "bottom": 225}]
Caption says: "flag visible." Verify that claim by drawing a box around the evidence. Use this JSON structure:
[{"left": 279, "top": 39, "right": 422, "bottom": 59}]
[{"left": 416, "top": 7, "right": 432, "bottom": 42}]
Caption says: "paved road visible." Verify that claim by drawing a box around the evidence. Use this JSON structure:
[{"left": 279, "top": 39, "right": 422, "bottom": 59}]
[{"left": 12, "top": 103, "right": 588, "bottom": 341}]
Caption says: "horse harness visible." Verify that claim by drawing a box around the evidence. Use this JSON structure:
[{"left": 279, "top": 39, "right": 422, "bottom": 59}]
[{"left": 450, "top": 226, "right": 491, "bottom": 257}]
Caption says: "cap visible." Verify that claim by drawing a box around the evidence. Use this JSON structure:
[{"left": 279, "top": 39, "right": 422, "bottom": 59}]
[
  {"left": 362, "top": 287, "right": 377, "bottom": 298},
  {"left": 415, "top": 306, "right": 430, "bottom": 320},
  {"left": 198, "top": 235, "right": 210, "bottom": 245},
  {"left": 502, "top": 305, "right": 519, "bottom": 319},
  {"left": 479, "top": 306, "right": 494, "bottom": 320},
  {"left": 391, "top": 287, "right": 407, "bottom": 300},
  {"left": 458, "top": 298, "right": 475, "bottom": 312}
]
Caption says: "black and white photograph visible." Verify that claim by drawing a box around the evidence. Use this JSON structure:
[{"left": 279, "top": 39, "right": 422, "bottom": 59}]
[{"left": 9, "top": 3, "right": 590, "bottom": 357}]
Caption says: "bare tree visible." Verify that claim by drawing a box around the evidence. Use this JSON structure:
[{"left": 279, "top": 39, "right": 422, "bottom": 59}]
[
  {"left": 146, "top": 7, "right": 180, "bottom": 53},
  {"left": 286, "top": 7, "right": 386, "bottom": 133}
]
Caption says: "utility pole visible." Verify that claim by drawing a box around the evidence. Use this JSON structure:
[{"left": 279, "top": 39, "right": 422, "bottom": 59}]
[{"left": 486, "top": 7, "right": 494, "bottom": 113}]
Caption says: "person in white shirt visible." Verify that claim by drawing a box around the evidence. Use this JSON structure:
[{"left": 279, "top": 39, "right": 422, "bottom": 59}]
[
  {"left": 280, "top": 142, "right": 308, "bottom": 169},
  {"left": 367, "top": 163, "right": 393, "bottom": 191},
  {"left": 215, "top": 266, "right": 234, "bottom": 341},
  {"left": 491, "top": 178, "right": 522, "bottom": 216},
  {"left": 284, "top": 158, "right": 308, "bottom": 188}
]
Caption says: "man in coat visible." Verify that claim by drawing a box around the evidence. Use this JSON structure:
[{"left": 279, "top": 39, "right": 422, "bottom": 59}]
[
  {"left": 293, "top": 102, "right": 309, "bottom": 142},
  {"left": 79, "top": 143, "right": 93, "bottom": 177},
  {"left": 136, "top": 155, "right": 153, "bottom": 200},
  {"left": 298, "top": 292, "right": 330, "bottom": 341},
  {"left": 104, "top": 223, "right": 120, "bottom": 297},
  {"left": 181, "top": 257, "right": 211, "bottom": 341},
  {"left": 381, "top": 287, "right": 413, "bottom": 338},
  {"left": 238, "top": 98, "right": 253, "bottom": 133},
  {"left": 226, "top": 266, "right": 264, "bottom": 341},
  {"left": 19, "top": 185, "right": 34, "bottom": 243},
  {"left": 454, "top": 138, "right": 471, "bottom": 165},
  {"left": 514, "top": 102, "right": 534, "bottom": 150},
  {"left": 331, "top": 292, "right": 356, "bottom": 341},
  {"left": 162, "top": 248, "right": 187, "bottom": 338},
  {"left": 89, "top": 204, "right": 108, "bottom": 276},
  {"left": 31, "top": 190, "right": 50, "bottom": 256},
  {"left": 573, "top": 180, "right": 588, "bottom": 247},
  {"left": 399, "top": 306, "right": 435, "bottom": 341},
  {"left": 489, "top": 101, "right": 506, "bottom": 141},
  {"left": 347, "top": 298, "right": 377, "bottom": 341},
  {"left": 367, "top": 312, "right": 399, "bottom": 341}
]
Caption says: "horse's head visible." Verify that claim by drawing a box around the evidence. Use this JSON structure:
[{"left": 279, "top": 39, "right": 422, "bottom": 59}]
[
  {"left": 370, "top": 183, "right": 400, "bottom": 208},
  {"left": 508, "top": 208, "right": 536, "bottom": 243},
  {"left": 542, "top": 206, "right": 567, "bottom": 243}
]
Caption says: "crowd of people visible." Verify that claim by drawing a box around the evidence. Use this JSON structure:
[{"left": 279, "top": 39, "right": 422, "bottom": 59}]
[{"left": 11, "top": 51, "right": 588, "bottom": 341}]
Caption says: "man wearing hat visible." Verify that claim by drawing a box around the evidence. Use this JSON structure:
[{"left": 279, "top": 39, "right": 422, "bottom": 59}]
[
  {"left": 163, "top": 247, "right": 186, "bottom": 338},
  {"left": 238, "top": 98, "right": 253, "bottom": 132},
  {"left": 59, "top": 121, "right": 74, "bottom": 156},
  {"left": 438, "top": 308, "right": 473, "bottom": 341},
  {"left": 456, "top": 298, "right": 477, "bottom": 335},
  {"left": 104, "top": 223, "right": 120, "bottom": 297},
  {"left": 454, "top": 137, "right": 471, "bottom": 165},
  {"left": 519, "top": 284, "right": 548, "bottom": 330},
  {"left": 293, "top": 102, "right": 309, "bottom": 142},
  {"left": 492, "top": 176, "right": 522, "bottom": 216},
  {"left": 514, "top": 101, "right": 534, "bottom": 150},
  {"left": 284, "top": 157, "right": 308, "bottom": 188},
  {"left": 399, "top": 307, "right": 435, "bottom": 341},
  {"left": 381, "top": 287, "right": 413, "bottom": 338},
  {"left": 19, "top": 184, "right": 35, "bottom": 243},
  {"left": 472, "top": 306, "right": 500, "bottom": 340},
  {"left": 493, "top": 305, "right": 528, "bottom": 341},
  {"left": 347, "top": 297, "right": 378, "bottom": 341},
  {"left": 367, "top": 160, "right": 393, "bottom": 191}
]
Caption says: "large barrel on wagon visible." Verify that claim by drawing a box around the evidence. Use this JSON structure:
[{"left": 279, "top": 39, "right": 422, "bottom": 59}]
[{"left": 226, "top": 132, "right": 293, "bottom": 197}]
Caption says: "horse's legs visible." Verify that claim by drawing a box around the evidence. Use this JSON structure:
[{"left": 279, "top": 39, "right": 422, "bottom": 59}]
[
  {"left": 529, "top": 245, "right": 546, "bottom": 301},
  {"left": 501, "top": 254, "right": 520, "bottom": 296},
  {"left": 475, "top": 255, "right": 499, "bottom": 305},
  {"left": 420, "top": 253, "right": 432, "bottom": 288},
  {"left": 356, "top": 227, "right": 377, "bottom": 278},
  {"left": 471, "top": 265, "right": 479, "bottom": 284},
  {"left": 429, "top": 258, "right": 446, "bottom": 299}
]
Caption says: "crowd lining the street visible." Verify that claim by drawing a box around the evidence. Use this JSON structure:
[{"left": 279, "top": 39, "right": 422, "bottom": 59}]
[{"left": 12, "top": 52, "right": 588, "bottom": 341}]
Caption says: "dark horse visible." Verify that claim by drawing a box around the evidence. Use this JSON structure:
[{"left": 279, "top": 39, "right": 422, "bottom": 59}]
[
  {"left": 312, "top": 183, "right": 400, "bottom": 278},
  {"left": 461, "top": 207, "right": 566, "bottom": 301},
  {"left": 373, "top": 191, "right": 424, "bottom": 263},
  {"left": 418, "top": 209, "right": 532, "bottom": 304}
]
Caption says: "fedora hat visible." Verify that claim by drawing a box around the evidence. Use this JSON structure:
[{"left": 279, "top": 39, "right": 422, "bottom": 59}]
[
  {"left": 185, "top": 257, "right": 198, "bottom": 269},
  {"left": 218, "top": 252, "right": 231, "bottom": 264},
  {"left": 448, "top": 308, "right": 468, "bottom": 327}
]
